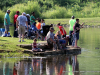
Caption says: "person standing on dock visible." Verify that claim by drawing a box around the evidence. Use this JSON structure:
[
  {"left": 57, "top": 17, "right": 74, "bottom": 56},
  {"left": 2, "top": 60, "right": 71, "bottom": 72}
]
[
  {"left": 74, "top": 19, "right": 84, "bottom": 48},
  {"left": 69, "top": 16, "right": 76, "bottom": 45},
  {"left": 4, "top": 10, "right": 11, "bottom": 37},
  {"left": 16, "top": 12, "right": 28, "bottom": 42}
]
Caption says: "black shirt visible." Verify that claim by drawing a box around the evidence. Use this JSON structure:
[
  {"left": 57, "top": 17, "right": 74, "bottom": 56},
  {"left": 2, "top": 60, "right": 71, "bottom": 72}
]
[
  {"left": 74, "top": 23, "right": 80, "bottom": 33},
  {"left": 27, "top": 18, "right": 30, "bottom": 25}
]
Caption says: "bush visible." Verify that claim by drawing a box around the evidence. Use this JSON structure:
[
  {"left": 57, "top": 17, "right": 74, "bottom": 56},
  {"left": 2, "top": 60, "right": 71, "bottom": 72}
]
[
  {"left": 0, "top": 10, "right": 5, "bottom": 23},
  {"left": 42, "top": 6, "right": 71, "bottom": 19},
  {"left": 9, "top": 1, "right": 41, "bottom": 23}
]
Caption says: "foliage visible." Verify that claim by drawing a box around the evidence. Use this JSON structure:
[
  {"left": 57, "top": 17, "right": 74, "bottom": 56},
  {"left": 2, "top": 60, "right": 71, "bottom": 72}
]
[
  {"left": 0, "top": 0, "right": 100, "bottom": 23},
  {"left": 0, "top": 10, "right": 5, "bottom": 23},
  {"left": 9, "top": 1, "right": 41, "bottom": 23},
  {"left": 42, "top": 6, "right": 71, "bottom": 19}
]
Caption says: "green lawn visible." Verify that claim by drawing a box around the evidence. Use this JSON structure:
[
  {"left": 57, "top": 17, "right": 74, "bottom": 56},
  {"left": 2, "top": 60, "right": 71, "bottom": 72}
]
[
  {"left": 45, "top": 17, "right": 100, "bottom": 26},
  {"left": 0, "top": 37, "right": 35, "bottom": 57}
]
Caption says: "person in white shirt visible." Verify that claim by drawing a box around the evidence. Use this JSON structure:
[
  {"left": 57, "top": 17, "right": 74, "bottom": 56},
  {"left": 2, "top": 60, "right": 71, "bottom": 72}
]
[{"left": 16, "top": 12, "right": 28, "bottom": 42}]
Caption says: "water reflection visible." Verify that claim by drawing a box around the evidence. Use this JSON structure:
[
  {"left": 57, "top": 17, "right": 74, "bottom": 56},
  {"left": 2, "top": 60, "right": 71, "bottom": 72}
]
[
  {"left": 68, "top": 55, "right": 79, "bottom": 75},
  {"left": 1, "top": 55, "right": 80, "bottom": 75}
]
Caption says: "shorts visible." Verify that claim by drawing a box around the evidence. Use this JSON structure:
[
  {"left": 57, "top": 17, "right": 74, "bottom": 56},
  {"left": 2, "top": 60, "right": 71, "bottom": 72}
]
[
  {"left": 75, "top": 32, "right": 79, "bottom": 40},
  {"left": 18, "top": 25, "right": 25, "bottom": 34},
  {"left": 5, "top": 25, "right": 9, "bottom": 31}
]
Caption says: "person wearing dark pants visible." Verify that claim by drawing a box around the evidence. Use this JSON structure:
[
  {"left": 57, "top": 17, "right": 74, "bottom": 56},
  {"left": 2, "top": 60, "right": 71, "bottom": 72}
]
[
  {"left": 14, "top": 11, "right": 19, "bottom": 37},
  {"left": 69, "top": 16, "right": 76, "bottom": 45}
]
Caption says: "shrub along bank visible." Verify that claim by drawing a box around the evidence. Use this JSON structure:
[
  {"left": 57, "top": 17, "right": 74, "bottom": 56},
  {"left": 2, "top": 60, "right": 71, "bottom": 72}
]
[{"left": 0, "top": 1, "right": 100, "bottom": 24}]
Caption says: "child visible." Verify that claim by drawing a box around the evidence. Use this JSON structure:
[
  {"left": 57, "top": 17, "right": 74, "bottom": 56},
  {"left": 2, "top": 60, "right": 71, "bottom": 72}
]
[
  {"left": 32, "top": 38, "right": 42, "bottom": 52},
  {"left": 41, "top": 19, "right": 45, "bottom": 29},
  {"left": 72, "top": 19, "right": 84, "bottom": 48},
  {"left": 55, "top": 31, "right": 66, "bottom": 48}
]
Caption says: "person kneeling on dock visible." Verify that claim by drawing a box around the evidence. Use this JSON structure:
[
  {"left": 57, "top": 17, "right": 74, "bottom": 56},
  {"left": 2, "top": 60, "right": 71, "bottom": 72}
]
[
  {"left": 32, "top": 38, "right": 43, "bottom": 52},
  {"left": 46, "top": 27, "right": 61, "bottom": 50}
]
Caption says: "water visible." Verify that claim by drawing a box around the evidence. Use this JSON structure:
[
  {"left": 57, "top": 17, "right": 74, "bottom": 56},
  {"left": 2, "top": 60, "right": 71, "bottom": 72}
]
[{"left": 0, "top": 28, "right": 100, "bottom": 75}]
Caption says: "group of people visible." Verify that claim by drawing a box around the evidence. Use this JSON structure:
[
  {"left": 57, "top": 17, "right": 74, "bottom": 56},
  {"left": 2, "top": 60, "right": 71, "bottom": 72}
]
[
  {"left": 4, "top": 10, "right": 45, "bottom": 42},
  {"left": 69, "top": 16, "right": 84, "bottom": 48},
  {"left": 4, "top": 10, "right": 84, "bottom": 52}
]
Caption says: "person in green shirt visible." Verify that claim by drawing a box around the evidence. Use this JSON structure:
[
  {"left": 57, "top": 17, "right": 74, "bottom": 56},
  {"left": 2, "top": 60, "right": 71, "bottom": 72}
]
[
  {"left": 30, "top": 12, "right": 38, "bottom": 25},
  {"left": 69, "top": 16, "right": 76, "bottom": 45},
  {"left": 4, "top": 10, "right": 11, "bottom": 36}
]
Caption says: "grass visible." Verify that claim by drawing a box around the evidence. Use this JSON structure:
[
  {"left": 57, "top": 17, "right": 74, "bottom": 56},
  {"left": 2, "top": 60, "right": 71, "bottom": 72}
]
[
  {"left": 45, "top": 17, "right": 100, "bottom": 26},
  {"left": 0, "top": 37, "right": 34, "bottom": 57}
]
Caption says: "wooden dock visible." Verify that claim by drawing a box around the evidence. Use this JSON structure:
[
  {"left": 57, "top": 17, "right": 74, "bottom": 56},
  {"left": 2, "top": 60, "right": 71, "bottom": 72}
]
[{"left": 17, "top": 42, "right": 81, "bottom": 56}]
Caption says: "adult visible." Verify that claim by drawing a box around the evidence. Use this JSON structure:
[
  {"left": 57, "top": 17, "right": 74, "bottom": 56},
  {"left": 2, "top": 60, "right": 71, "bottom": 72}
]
[
  {"left": 30, "top": 12, "right": 38, "bottom": 25},
  {"left": 16, "top": 12, "right": 28, "bottom": 42},
  {"left": 74, "top": 19, "right": 84, "bottom": 48},
  {"left": 69, "top": 16, "right": 76, "bottom": 45},
  {"left": 13, "top": 11, "right": 20, "bottom": 37},
  {"left": 26, "top": 14, "right": 30, "bottom": 27},
  {"left": 4, "top": 10, "right": 11, "bottom": 36},
  {"left": 46, "top": 27, "right": 60, "bottom": 50},
  {"left": 57, "top": 23, "right": 67, "bottom": 38}
]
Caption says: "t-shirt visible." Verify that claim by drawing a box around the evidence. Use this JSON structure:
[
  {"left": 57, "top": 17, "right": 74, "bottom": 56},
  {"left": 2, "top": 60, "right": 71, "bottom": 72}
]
[
  {"left": 17, "top": 15, "right": 27, "bottom": 26},
  {"left": 4, "top": 13, "right": 10, "bottom": 25},
  {"left": 36, "top": 22, "right": 41, "bottom": 30},
  {"left": 27, "top": 17, "right": 30, "bottom": 25},
  {"left": 33, "top": 43, "right": 37, "bottom": 48},
  {"left": 30, "top": 15, "right": 35, "bottom": 25},
  {"left": 14, "top": 14, "right": 19, "bottom": 24},
  {"left": 74, "top": 23, "right": 80, "bottom": 33},
  {"left": 41, "top": 23, "right": 45, "bottom": 29},
  {"left": 46, "top": 31, "right": 54, "bottom": 42},
  {"left": 58, "top": 26, "right": 66, "bottom": 35},
  {"left": 69, "top": 19, "right": 76, "bottom": 31}
]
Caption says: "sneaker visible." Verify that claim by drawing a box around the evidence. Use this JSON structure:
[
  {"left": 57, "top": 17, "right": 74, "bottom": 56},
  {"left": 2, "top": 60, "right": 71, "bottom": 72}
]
[
  {"left": 22, "top": 40, "right": 25, "bottom": 42},
  {"left": 18, "top": 40, "right": 21, "bottom": 42}
]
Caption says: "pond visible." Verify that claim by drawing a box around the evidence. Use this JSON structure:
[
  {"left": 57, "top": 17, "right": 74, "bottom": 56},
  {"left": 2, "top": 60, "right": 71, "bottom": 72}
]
[{"left": 0, "top": 28, "right": 100, "bottom": 75}]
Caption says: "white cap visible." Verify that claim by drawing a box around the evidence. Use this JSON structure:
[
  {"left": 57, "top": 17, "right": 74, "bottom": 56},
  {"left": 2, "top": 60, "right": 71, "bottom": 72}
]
[
  {"left": 26, "top": 14, "right": 30, "bottom": 17},
  {"left": 7, "top": 10, "right": 11, "bottom": 12},
  {"left": 22, "top": 12, "right": 26, "bottom": 15}
]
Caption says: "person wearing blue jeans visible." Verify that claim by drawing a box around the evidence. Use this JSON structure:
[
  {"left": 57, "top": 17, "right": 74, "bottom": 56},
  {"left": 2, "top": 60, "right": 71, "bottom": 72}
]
[
  {"left": 69, "top": 16, "right": 76, "bottom": 45},
  {"left": 74, "top": 19, "right": 84, "bottom": 48}
]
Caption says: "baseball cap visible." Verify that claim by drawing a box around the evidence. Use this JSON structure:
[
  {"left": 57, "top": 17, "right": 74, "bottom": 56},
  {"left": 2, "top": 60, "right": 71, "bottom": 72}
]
[
  {"left": 71, "top": 16, "right": 75, "bottom": 19},
  {"left": 16, "top": 11, "right": 20, "bottom": 14},
  {"left": 22, "top": 12, "right": 26, "bottom": 15},
  {"left": 50, "top": 27, "right": 55, "bottom": 31},
  {"left": 7, "top": 10, "right": 11, "bottom": 12},
  {"left": 26, "top": 14, "right": 30, "bottom": 17}
]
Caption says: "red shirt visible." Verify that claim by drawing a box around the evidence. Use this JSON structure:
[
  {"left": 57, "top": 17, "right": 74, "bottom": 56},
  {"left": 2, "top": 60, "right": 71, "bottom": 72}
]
[
  {"left": 58, "top": 26, "right": 66, "bottom": 35},
  {"left": 14, "top": 14, "right": 19, "bottom": 24},
  {"left": 13, "top": 67, "right": 17, "bottom": 75},
  {"left": 33, "top": 43, "right": 37, "bottom": 48}
]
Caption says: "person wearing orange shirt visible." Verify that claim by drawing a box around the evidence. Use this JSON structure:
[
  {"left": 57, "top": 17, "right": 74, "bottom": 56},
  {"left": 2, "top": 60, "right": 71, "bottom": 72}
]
[{"left": 36, "top": 19, "right": 41, "bottom": 30}]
